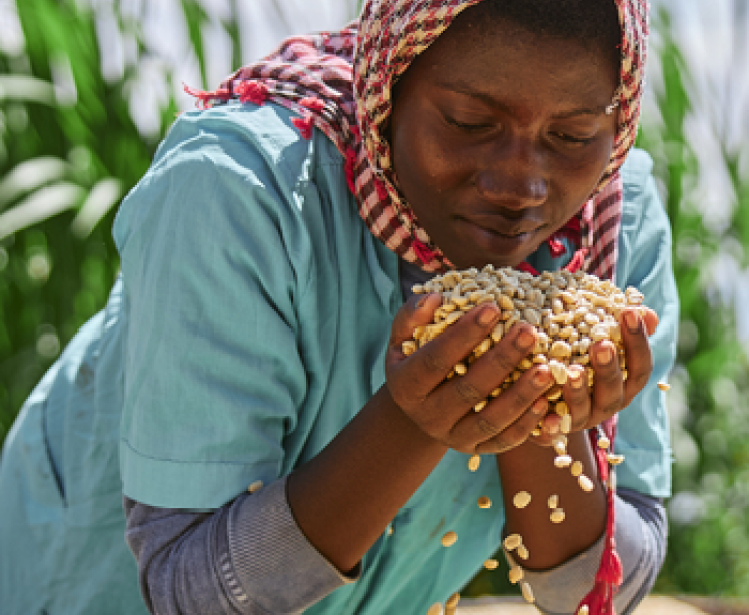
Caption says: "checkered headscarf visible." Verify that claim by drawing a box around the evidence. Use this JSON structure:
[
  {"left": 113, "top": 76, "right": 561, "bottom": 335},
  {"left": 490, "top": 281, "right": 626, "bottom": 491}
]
[{"left": 189, "top": 0, "right": 648, "bottom": 281}]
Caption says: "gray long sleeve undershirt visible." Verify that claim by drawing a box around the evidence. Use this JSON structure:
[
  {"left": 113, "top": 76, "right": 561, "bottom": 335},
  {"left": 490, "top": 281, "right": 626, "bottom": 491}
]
[{"left": 124, "top": 482, "right": 666, "bottom": 615}]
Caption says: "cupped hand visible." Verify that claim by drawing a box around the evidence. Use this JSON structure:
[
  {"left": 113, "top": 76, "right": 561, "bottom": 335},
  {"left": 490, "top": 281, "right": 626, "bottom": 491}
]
[
  {"left": 541, "top": 306, "right": 659, "bottom": 436},
  {"left": 385, "top": 293, "right": 555, "bottom": 455}
]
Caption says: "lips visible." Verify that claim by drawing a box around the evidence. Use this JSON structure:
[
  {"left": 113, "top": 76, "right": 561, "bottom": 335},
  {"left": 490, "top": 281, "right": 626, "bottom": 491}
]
[
  {"left": 454, "top": 213, "right": 548, "bottom": 263},
  {"left": 463, "top": 213, "right": 545, "bottom": 237}
]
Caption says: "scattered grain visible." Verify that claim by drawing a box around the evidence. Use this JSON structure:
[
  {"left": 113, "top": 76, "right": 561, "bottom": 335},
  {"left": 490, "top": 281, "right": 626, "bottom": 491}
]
[
  {"left": 468, "top": 454, "right": 481, "bottom": 472},
  {"left": 509, "top": 566, "right": 524, "bottom": 584},
  {"left": 521, "top": 582, "right": 535, "bottom": 604},
  {"left": 441, "top": 531, "right": 458, "bottom": 548},
  {"left": 513, "top": 491, "right": 532, "bottom": 509}
]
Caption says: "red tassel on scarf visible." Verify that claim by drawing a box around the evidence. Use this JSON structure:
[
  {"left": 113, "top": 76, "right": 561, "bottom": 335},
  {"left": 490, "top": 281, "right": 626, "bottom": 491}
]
[
  {"left": 235, "top": 81, "right": 269, "bottom": 106},
  {"left": 291, "top": 115, "right": 315, "bottom": 140},
  {"left": 564, "top": 247, "right": 589, "bottom": 273},
  {"left": 183, "top": 83, "right": 233, "bottom": 109},
  {"left": 300, "top": 96, "right": 326, "bottom": 112},
  {"left": 516, "top": 261, "right": 538, "bottom": 276},
  {"left": 576, "top": 421, "right": 622, "bottom": 615},
  {"left": 548, "top": 236, "right": 567, "bottom": 258}
]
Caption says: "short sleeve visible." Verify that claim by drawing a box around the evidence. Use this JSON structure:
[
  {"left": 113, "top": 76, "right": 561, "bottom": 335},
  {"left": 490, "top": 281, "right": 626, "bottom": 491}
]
[
  {"left": 614, "top": 150, "right": 678, "bottom": 498},
  {"left": 115, "top": 106, "right": 317, "bottom": 509}
]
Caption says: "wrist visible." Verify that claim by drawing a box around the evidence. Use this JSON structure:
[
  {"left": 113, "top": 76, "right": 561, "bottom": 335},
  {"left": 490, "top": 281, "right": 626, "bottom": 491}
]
[
  {"left": 496, "top": 431, "right": 598, "bottom": 492},
  {"left": 379, "top": 385, "right": 449, "bottom": 456}
]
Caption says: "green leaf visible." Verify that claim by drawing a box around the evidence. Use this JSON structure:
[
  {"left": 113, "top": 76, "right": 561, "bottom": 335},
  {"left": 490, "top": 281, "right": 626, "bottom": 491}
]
[
  {"left": 0, "top": 75, "right": 56, "bottom": 105},
  {"left": 0, "top": 157, "right": 72, "bottom": 212},
  {"left": 223, "top": 0, "right": 242, "bottom": 69},
  {"left": 69, "top": 178, "right": 122, "bottom": 238},
  {"left": 0, "top": 182, "right": 84, "bottom": 239},
  {"left": 180, "top": 0, "right": 210, "bottom": 89}
]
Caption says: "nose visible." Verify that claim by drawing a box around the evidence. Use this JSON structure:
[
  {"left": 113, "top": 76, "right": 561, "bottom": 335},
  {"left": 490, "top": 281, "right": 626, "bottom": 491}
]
[{"left": 474, "top": 137, "right": 549, "bottom": 209}]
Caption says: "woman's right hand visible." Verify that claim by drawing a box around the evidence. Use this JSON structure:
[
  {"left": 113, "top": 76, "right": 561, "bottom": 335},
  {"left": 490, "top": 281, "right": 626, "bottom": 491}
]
[{"left": 385, "top": 293, "right": 555, "bottom": 455}]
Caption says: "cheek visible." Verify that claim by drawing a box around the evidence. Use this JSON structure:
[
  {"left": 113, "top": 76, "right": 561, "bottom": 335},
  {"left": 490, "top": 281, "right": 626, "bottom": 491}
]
[
  {"left": 392, "top": 112, "right": 468, "bottom": 196},
  {"left": 547, "top": 140, "right": 616, "bottom": 229},
  {"left": 562, "top": 137, "right": 616, "bottom": 196},
  {"left": 394, "top": 133, "right": 456, "bottom": 193}
]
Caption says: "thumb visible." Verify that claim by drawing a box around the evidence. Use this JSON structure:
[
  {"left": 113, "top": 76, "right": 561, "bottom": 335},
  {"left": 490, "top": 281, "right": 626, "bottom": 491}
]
[{"left": 389, "top": 292, "right": 442, "bottom": 349}]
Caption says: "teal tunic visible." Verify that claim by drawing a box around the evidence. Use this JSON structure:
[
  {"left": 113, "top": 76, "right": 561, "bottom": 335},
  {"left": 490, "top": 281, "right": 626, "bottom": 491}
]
[{"left": 0, "top": 102, "right": 677, "bottom": 614}]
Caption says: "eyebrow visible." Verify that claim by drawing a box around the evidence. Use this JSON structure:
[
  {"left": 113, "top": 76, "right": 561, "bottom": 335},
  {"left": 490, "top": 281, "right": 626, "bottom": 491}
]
[{"left": 434, "top": 80, "right": 609, "bottom": 118}]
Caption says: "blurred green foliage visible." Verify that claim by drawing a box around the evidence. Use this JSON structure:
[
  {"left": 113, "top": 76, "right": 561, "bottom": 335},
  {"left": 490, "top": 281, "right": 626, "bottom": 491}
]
[
  {"left": 639, "top": 8, "right": 749, "bottom": 598},
  {"left": 1, "top": 0, "right": 748, "bottom": 599},
  {"left": 0, "top": 0, "right": 160, "bottom": 435}
]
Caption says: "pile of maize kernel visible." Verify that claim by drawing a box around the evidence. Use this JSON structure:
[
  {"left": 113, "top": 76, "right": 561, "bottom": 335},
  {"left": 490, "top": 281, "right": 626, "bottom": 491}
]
[{"left": 404, "top": 264, "right": 646, "bottom": 423}]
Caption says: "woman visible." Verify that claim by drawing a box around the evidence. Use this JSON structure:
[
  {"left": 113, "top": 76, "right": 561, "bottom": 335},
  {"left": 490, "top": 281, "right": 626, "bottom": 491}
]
[{"left": 0, "top": 0, "right": 675, "bottom": 613}]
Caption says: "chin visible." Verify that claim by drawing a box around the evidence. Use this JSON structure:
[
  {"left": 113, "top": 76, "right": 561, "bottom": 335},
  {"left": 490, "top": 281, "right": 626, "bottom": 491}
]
[
  {"left": 444, "top": 220, "right": 549, "bottom": 271},
  {"left": 451, "top": 242, "right": 542, "bottom": 271},
  {"left": 447, "top": 251, "right": 524, "bottom": 271}
]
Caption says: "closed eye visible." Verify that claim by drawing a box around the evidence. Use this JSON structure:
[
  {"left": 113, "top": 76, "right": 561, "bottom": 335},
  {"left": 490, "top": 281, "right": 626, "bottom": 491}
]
[
  {"left": 552, "top": 132, "right": 595, "bottom": 146},
  {"left": 445, "top": 116, "right": 495, "bottom": 132}
]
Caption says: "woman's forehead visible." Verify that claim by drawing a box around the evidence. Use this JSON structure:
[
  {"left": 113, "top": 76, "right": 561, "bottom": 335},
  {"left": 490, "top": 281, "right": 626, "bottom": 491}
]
[{"left": 395, "top": 16, "right": 619, "bottom": 114}]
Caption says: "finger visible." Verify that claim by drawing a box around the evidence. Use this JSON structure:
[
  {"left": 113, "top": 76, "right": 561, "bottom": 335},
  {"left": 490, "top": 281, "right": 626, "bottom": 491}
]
[
  {"left": 385, "top": 293, "right": 446, "bottom": 413},
  {"left": 588, "top": 340, "right": 625, "bottom": 425},
  {"left": 532, "top": 422, "right": 557, "bottom": 448},
  {"left": 388, "top": 293, "right": 442, "bottom": 349},
  {"left": 430, "top": 322, "right": 537, "bottom": 416},
  {"left": 641, "top": 307, "right": 659, "bottom": 336},
  {"left": 388, "top": 302, "right": 502, "bottom": 408},
  {"left": 562, "top": 365, "right": 592, "bottom": 431},
  {"left": 466, "top": 322, "right": 538, "bottom": 387},
  {"left": 448, "top": 364, "right": 552, "bottom": 451},
  {"left": 541, "top": 412, "right": 562, "bottom": 437},
  {"left": 474, "top": 396, "right": 549, "bottom": 455},
  {"left": 620, "top": 307, "right": 654, "bottom": 406}
]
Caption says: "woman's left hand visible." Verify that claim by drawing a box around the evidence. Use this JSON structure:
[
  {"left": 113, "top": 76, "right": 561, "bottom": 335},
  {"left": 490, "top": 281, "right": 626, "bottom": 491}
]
[{"left": 536, "top": 306, "right": 659, "bottom": 442}]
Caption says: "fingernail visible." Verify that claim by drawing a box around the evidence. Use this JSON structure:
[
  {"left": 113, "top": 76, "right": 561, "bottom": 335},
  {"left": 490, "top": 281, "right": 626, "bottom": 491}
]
[
  {"left": 532, "top": 398, "right": 547, "bottom": 415},
  {"left": 569, "top": 369, "right": 584, "bottom": 389},
  {"left": 533, "top": 368, "right": 551, "bottom": 388},
  {"left": 516, "top": 327, "right": 536, "bottom": 349},
  {"left": 624, "top": 310, "right": 640, "bottom": 334},
  {"left": 545, "top": 421, "right": 560, "bottom": 435},
  {"left": 597, "top": 346, "right": 613, "bottom": 365},
  {"left": 416, "top": 293, "right": 435, "bottom": 309},
  {"left": 478, "top": 305, "right": 500, "bottom": 326}
]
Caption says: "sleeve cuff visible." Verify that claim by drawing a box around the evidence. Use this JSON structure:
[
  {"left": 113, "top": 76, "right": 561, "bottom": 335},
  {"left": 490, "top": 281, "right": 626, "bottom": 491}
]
[
  {"left": 503, "top": 494, "right": 657, "bottom": 615},
  {"left": 220, "top": 476, "right": 359, "bottom": 614}
]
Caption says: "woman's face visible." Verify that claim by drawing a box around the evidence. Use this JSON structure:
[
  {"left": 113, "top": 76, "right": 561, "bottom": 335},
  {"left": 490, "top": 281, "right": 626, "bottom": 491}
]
[{"left": 390, "top": 15, "right": 620, "bottom": 270}]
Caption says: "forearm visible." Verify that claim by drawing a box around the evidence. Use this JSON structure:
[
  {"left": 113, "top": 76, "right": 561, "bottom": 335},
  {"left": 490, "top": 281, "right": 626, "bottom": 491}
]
[
  {"left": 512, "top": 488, "right": 668, "bottom": 615},
  {"left": 496, "top": 431, "right": 606, "bottom": 570},
  {"left": 287, "top": 385, "right": 448, "bottom": 573}
]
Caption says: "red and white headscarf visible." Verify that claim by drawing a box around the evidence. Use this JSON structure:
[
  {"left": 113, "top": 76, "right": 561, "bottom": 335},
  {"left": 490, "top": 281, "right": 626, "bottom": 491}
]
[{"left": 188, "top": 1, "right": 649, "bottom": 612}]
